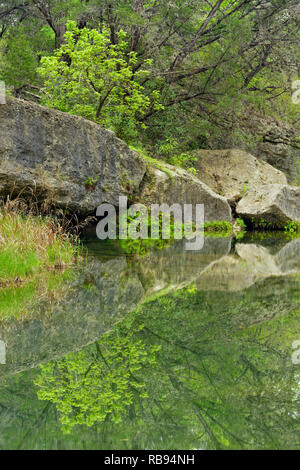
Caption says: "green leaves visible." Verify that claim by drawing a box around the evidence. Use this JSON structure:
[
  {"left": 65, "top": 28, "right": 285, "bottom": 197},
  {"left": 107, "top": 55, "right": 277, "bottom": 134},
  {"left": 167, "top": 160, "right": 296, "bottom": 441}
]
[
  {"left": 0, "top": 22, "right": 54, "bottom": 91},
  {"left": 35, "top": 323, "right": 159, "bottom": 433},
  {"left": 38, "top": 21, "right": 163, "bottom": 141}
]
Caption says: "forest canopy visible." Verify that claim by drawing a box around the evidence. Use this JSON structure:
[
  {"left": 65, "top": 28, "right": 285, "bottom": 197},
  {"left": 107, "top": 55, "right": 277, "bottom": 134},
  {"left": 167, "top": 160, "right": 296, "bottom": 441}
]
[{"left": 0, "top": 0, "right": 299, "bottom": 153}]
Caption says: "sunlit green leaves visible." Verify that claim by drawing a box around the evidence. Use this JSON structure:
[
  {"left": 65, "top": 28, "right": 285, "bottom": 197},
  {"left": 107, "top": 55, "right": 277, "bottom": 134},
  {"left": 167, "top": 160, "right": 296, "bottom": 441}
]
[{"left": 38, "top": 21, "right": 163, "bottom": 141}]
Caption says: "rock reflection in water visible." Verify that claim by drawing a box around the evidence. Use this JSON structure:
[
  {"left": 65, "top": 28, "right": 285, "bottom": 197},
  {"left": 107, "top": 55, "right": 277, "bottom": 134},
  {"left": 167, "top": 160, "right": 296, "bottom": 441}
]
[{"left": 0, "top": 234, "right": 299, "bottom": 449}]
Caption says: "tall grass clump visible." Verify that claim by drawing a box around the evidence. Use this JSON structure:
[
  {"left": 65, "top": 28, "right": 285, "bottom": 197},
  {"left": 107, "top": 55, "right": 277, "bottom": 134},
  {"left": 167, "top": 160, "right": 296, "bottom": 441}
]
[{"left": 0, "top": 199, "right": 82, "bottom": 284}]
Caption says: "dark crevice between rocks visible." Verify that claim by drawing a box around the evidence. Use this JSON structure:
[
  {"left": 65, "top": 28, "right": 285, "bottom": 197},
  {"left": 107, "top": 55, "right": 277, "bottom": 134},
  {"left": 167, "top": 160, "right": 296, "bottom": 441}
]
[
  {"left": 229, "top": 197, "right": 242, "bottom": 219},
  {"left": 229, "top": 198, "right": 288, "bottom": 232},
  {"left": 238, "top": 216, "right": 286, "bottom": 232},
  {"left": 263, "top": 137, "right": 291, "bottom": 145},
  {"left": 134, "top": 167, "right": 151, "bottom": 204}
]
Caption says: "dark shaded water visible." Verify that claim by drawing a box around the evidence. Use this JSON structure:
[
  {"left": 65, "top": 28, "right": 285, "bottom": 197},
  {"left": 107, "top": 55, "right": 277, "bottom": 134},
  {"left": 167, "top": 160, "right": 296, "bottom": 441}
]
[{"left": 0, "top": 233, "right": 299, "bottom": 449}]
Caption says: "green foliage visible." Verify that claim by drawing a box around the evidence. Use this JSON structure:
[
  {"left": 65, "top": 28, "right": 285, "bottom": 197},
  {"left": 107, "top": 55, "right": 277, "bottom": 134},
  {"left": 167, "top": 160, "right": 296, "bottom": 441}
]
[
  {"left": 35, "top": 323, "right": 159, "bottom": 433},
  {"left": 117, "top": 208, "right": 194, "bottom": 255},
  {"left": 38, "top": 21, "right": 163, "bottom": 141},
  {"left": 117, "top": 210, "right": 233, "bottom": 254},
  {"left": 129, "top": 144, "right": 175, "bottom": 178},
  {"left": 204, "top": 221, "right": 232, "bottom": 237},
  {"left": 84, "top": 176, "right": 99, "bottom": 190},
  {"left": 234, "top": 218, "right": 247, "bottom": 241},
  {"left": 0, "top": 210, "right": 80, "bottom": 283},
  {"left": 119, "top": 237, "right": 170, "bottom": 256},
  {"left": 284, "top": 220, "right": 300, "bottom": 235},
  {"left": 249, "top": 217, "right": 292, "bottom": 232},
  {"left": 154, "top": 138, "right": 197, "bottom": 174},
  {"left": 0, "top": 22, "right": 54, "bottom": 93},
  {"left": 235, "top": 217, "right": 247, "bottom": 230}
]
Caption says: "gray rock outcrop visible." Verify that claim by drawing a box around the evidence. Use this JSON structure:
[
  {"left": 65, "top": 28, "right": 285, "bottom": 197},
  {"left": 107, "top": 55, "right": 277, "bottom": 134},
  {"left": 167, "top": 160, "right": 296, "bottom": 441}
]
[
  {"left": 0, "top": 97, "right": 232, "bottom": 222},
  {"left": 236, "top": 184, "right": 300, "bottom": 224},
  {"left": 205, "top": 110, "right": 300, "bottom": 183},
  {"left": 193, "top": 149, "right": 287, "bottom": 205}
]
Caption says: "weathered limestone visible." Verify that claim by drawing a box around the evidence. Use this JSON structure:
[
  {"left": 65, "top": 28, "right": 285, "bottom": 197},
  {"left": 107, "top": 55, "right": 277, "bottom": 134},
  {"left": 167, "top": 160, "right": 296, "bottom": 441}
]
[
  {"left": 192, "top": 149, "right": 299, "bottom": 225},
  {"left": 0, "top": 97, "right": 146, "bottom": 214},
  {"left": 0, "top": 97, "right": 232, "bottom": 222},
  {"left": 204, "top": 110, "right": 300, "bottom": 183},
  {"left": 139, "top": 164, "right": 232, "bottom": 222},
  {"left": 244, "top": 115, "right": 300, "bottom": 184},
  {"left": 193, "top": 149, "right": 287, "bottom": 206},
  {"left": 236, "top": 184, "right": 300, "bottom": 224}
]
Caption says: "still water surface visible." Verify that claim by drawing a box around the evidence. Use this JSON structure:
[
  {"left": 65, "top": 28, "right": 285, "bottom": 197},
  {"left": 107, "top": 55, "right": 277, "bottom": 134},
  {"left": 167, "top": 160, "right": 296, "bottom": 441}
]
[{"left": 0, "top": 233, "right": 299, "bottom": 449}]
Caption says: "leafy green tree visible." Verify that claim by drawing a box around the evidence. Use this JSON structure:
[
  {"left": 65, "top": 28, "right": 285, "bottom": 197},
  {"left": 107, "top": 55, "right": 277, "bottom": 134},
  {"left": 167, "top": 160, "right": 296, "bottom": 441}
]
[
  {"left": 37, "top": 21, "right": 163, "bottom": 140},
  {"left": 0, "top": 20, "right": 54, "bottom": 98},
  {"left": 0, "top": 1, "right": 298, "bottom": 153}
]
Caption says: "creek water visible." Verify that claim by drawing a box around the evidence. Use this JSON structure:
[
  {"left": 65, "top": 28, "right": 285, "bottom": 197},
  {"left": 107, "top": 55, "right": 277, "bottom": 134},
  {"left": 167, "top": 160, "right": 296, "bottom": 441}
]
[{"left": 0, "top": 232, "right": 299, "bottom": 449}]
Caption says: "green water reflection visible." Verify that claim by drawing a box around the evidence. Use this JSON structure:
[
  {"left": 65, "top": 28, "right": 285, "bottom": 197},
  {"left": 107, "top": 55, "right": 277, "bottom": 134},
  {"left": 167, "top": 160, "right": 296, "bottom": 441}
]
[{"left": 0, "top": 234, "right": 299, "bottom": 449}]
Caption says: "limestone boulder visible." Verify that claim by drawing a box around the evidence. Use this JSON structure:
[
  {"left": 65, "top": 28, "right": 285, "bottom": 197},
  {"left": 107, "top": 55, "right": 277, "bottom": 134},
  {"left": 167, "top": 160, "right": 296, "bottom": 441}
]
[
  {"left": 193, "top": 149, "right": 287, "bottom": 206},
  {"left": 0, "top": 97, "right": 147, "bottom": 214},
  {"left": 139, "top": 164, "right": 232, "bottom": 222},
  {"left": 236, "top": 184, "right": 300, "bottom": 224},
  {"left": 0, "top": 97, "right": 232, "bottom": 222}
]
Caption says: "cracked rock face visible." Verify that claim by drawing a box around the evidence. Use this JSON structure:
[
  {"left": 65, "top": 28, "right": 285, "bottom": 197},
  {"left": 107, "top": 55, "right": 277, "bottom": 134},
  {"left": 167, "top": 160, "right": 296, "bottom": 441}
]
[
  {"left": 236, "top": 184, "right": 300, "bottom": 224},
  {"left": 205, "top": 111, "right": 300, "bottom": 183},
  {"left": 0, "top": 97, "right": 147, "bottom": 214},
  {"left": 139, "top": 164, "right": 232, "bottom": 222},
  {"left": 254, "top": 119, "right": 300, "bottom": 184},
  {"left": 0, "top": 97, "right": 232, "bottom": 222},
  {"left": 192, "top": 149, "right": 287, "bottom": 206}
]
